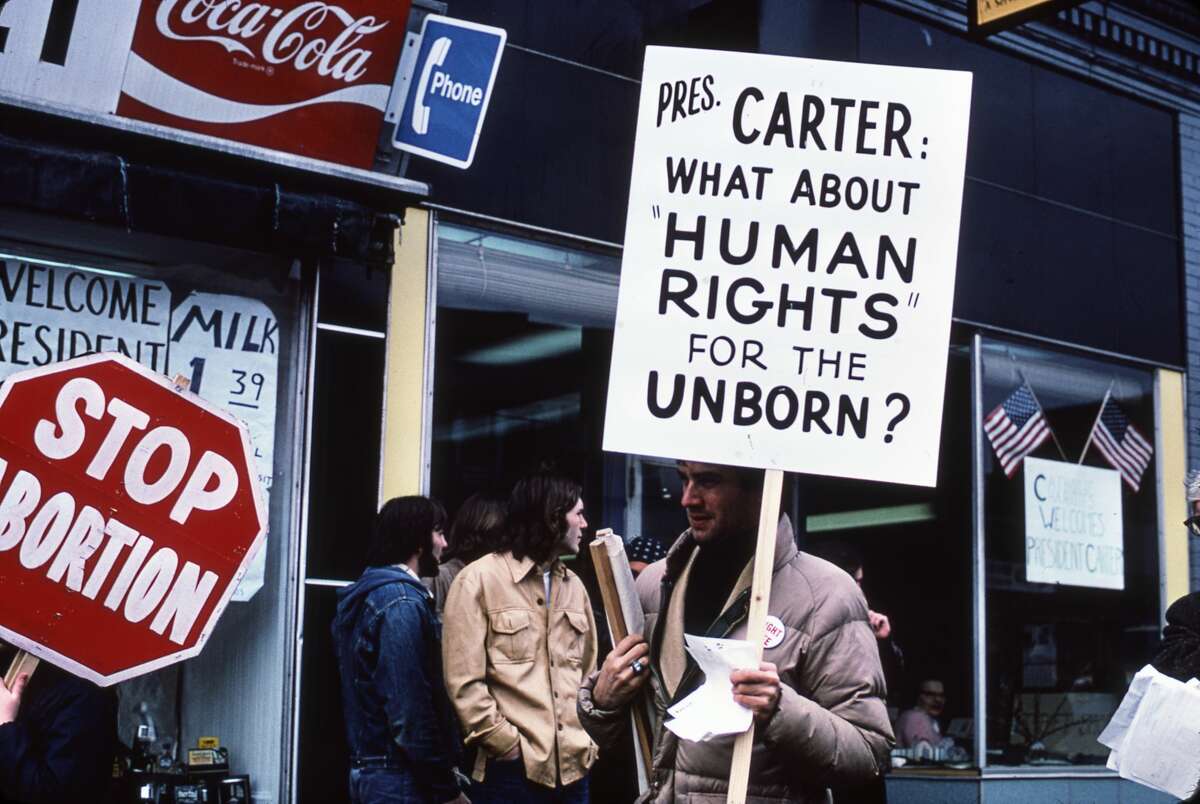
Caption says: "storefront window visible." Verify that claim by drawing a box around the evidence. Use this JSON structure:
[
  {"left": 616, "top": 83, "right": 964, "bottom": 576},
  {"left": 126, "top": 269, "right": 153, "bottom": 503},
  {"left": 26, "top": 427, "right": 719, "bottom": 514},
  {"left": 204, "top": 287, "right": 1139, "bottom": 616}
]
[
  {"left": 980, "top": 338, "right": 1159, "bottom": 767},
  {"left": 803, "top": 336, "right": 975, "bottom": 767},
  {"left": 0, "top": 239, "right": 306, "bottom": 800},
  {"left": 431, "top": 223, "right": 621, "bottom": 520}
]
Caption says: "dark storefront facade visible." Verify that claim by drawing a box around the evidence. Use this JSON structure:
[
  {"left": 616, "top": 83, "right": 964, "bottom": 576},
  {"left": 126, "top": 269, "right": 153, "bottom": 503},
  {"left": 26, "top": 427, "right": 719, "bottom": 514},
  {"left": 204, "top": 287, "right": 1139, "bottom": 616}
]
[{"left": 294, "top": 2, "right": 1200, "bottom": 802}]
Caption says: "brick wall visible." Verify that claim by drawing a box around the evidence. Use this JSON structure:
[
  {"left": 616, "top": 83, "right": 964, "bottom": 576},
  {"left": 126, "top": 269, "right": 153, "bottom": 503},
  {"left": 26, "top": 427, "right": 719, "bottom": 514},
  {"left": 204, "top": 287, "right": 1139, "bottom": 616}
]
[{"left": 1183, "top": 114, "right": 1200, "bottom": 590}]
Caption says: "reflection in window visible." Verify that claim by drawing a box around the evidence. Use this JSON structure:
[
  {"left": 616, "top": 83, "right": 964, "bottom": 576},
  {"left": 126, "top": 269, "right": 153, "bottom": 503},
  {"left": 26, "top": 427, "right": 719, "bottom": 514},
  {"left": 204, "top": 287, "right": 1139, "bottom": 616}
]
[{"left": 981, "top": 338, "right": 1158, "bottom": 767}]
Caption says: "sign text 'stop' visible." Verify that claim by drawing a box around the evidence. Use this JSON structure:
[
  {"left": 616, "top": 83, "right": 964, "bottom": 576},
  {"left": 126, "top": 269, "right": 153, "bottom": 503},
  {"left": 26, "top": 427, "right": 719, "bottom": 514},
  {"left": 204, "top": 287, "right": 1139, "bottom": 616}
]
[{"left": 0, "top": 353, "right": 266, "bottom": 685}]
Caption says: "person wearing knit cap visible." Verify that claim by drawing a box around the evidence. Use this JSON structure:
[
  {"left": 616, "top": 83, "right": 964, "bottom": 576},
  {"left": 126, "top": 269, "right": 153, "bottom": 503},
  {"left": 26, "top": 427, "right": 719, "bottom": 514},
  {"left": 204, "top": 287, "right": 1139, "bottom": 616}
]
[{"left": 625, "top": 536, "right": 668, "bottom": 578}]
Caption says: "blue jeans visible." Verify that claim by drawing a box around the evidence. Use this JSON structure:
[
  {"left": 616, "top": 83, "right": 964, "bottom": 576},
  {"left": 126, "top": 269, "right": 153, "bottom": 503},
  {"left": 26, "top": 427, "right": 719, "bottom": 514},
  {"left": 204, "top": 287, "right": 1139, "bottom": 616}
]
[
  {"left": 349, "top": 767, "right": 433, "bottom": 804},
  {"left": 469, "top": 757, "right": 589, "bottom": 804}
]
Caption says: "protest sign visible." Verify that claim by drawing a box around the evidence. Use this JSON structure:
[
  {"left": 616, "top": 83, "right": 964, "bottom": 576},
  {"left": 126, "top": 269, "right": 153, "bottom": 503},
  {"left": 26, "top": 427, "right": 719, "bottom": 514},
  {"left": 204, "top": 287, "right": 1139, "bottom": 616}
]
[
  {"left": 0, "top": 353, "right": 266, "bottom": 685},
  {"left": 603, "top": 47, "right": 972, "bottom": 486},
  {"left": 1024, "top": 457, "right": 1124, "bottom": 590}
]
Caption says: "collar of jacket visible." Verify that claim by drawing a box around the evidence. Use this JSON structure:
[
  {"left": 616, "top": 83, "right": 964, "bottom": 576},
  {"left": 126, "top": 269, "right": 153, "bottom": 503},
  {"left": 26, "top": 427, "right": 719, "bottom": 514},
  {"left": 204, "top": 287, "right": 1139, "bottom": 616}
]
[
  {"left": 501, "top": 551, "right": 568, "bottom": 584},
  {"left": 660, "top": 513, "right": 799, "bottom": 586},
  {"left": 652, "top": 514, "right": 799, "bottom": 707}
]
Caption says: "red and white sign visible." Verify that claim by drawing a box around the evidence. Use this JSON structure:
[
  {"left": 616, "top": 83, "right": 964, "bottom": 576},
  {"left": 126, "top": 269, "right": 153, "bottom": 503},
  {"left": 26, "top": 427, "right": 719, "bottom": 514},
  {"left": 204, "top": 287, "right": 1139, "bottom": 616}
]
[
  {"left": 117, "top": 0, "right": 413, "bottom": 168},
  {"left": 0, "top": 353, "right": 266, "bottom": 686}
]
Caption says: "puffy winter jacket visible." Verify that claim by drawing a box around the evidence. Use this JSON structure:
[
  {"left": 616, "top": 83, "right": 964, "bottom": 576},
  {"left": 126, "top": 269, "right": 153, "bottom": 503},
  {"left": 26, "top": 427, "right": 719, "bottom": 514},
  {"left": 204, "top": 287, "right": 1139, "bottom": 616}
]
[{"left": 579, "top": 516, "right": 893, "bottom": 803}]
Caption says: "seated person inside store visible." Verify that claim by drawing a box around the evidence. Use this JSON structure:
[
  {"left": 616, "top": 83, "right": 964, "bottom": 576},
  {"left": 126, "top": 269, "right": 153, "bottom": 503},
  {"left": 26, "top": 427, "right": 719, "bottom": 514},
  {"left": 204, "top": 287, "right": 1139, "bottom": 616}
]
[
  {"left": 896, "top": 678, "right": 951, "bottom": 750},
  {"left": 331, "top": 496, "right": 467, "bottom": 804},
  {"left": 0, "top": 641, "right": 118, "bottom": 804}
]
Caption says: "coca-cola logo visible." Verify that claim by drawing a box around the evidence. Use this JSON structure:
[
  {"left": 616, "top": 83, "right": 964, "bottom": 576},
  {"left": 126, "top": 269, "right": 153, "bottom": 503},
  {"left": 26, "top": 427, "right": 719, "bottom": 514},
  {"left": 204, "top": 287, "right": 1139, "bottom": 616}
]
[{"left": 154, "top": 0, "right": 389, "bottom": 83}]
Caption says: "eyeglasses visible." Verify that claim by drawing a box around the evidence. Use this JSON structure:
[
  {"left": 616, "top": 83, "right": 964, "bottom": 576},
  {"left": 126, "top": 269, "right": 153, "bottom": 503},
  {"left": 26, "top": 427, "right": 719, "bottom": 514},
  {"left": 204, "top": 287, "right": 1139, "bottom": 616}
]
[{"left": 1185, "top": 516, "right": 1200, "bottom": 537}]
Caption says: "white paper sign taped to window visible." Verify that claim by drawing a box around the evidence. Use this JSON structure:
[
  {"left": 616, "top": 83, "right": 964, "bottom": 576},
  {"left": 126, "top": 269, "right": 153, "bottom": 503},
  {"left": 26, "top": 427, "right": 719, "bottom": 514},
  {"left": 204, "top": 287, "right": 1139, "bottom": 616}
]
[
  {"left": 603, "top": 47, "right": 972, "bottom": 485},
  {"left": 1023, "top": 457, "right": 1124, "bottom": 590},
  {"left": 0, "top": 258, "right": 171, "bottom": 381},
  {"left": 168, "top": 292, "right": 279, "bottom": 601}
]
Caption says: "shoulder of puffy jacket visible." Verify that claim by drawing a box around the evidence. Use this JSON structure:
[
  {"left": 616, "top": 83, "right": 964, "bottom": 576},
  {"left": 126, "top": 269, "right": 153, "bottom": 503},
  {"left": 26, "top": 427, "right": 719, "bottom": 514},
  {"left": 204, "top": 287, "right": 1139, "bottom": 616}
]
[
  {"left": 635, "top": 558, "right": 668, "bottom": 614},
  {"left": 775, "top": 551, "right": 870, "bottom": 639}
]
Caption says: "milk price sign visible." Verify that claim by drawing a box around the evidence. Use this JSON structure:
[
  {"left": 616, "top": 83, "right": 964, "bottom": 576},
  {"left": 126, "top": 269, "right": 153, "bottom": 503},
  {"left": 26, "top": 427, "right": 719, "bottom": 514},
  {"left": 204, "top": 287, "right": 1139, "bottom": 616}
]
[{"left": 604, "top": 47, "right": 972, "bottom": 485}]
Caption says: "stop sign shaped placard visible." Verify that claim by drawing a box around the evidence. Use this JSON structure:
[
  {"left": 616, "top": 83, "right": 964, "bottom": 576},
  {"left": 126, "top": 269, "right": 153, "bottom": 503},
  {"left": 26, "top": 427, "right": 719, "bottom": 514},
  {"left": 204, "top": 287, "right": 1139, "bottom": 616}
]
[{"left": 0, "top": 353, "right": 266, "bottom": 686}]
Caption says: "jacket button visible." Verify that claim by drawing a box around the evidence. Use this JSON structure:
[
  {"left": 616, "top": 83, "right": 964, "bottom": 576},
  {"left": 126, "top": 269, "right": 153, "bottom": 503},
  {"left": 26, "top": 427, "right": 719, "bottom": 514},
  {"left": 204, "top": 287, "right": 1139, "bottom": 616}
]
[
  {"left": 537, "top": 598, "right": 544, "bottom": 605},
  {"left": 558, "top": 723, "right": 564, "bottom": 731}
]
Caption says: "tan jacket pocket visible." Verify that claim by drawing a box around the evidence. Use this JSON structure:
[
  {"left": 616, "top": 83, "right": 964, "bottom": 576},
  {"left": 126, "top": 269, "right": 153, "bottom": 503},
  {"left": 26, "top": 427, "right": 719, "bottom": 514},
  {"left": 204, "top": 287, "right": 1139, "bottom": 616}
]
[
  {"left": 488, "top": 609, "right": 535, "bottom": 663},
  {"left": 562, "top": 609, "right": 590, "bottom": 665}
]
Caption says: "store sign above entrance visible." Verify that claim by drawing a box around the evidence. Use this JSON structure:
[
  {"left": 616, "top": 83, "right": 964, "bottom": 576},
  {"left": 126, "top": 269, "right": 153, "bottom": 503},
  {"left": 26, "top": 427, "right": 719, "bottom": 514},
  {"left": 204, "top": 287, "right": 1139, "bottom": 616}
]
[
  {"left": 0, "top": 353, "right": 267, "bottom": 685},
  {"left": 0, "top": 0, "right": 416, "bottom": 172},
  {"left": 391, "top": 15, "right": 506, "bottom": 169},
  {"left": 117, "top": 0, "right": 413, "bottom": 168},
  {"left": 603, "top": 47, "right": 973, "bottom": 486},
  {"left": 969, "top": 0, "right": 1082, "bottom": 35}
]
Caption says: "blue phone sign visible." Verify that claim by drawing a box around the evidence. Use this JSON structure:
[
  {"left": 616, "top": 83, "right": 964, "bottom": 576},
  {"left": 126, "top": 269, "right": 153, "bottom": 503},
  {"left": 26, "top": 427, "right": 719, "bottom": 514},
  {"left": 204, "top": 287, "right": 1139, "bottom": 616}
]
[{"left": 393, "top": 16, "right": 505, "bottom": 169}]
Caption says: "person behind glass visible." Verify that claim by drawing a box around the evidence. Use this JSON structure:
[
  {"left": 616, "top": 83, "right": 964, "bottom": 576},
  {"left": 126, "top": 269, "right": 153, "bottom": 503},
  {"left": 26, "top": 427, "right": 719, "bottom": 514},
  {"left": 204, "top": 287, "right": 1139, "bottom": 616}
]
[
  {"left": 428, "top": 494, "right": 507, "bottom": 615},
  {"left": 0, "top": 643, "right": 118, "bottom": 804},
  {"left": 625, "top": 535, "right": 667, "bottom": 578},
  {"left": 1154, "top": 471, "right": 1200, "bottom": 682},
  {"left": 441, "top": 470, "right": 598, "bottom": 804},
  {"left": 577, "top": 461, "right": 893, "bottom": 803},
  {"left": 896, "top": 679, "right": 947, "bottom": 748},
  {"left": 331, "top": 496, "right": 468, "bottom": 804}
]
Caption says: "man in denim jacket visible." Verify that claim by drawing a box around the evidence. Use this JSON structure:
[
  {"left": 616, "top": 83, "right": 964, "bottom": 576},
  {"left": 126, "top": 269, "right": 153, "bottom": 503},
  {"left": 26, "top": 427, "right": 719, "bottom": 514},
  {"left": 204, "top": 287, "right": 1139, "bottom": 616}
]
[{"left": 333, "top": 496, "right": 468, "bottom": 804}]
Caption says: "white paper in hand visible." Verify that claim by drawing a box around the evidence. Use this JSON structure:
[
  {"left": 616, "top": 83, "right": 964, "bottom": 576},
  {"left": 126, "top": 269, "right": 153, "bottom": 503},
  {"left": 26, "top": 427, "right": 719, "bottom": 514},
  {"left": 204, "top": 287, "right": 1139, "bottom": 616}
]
[
  {"left": 664, "top": 635, "right": 758, "bottom": 742},
  {"left": 1101, "top": 665, "right": 1200, "bottom": 799}
]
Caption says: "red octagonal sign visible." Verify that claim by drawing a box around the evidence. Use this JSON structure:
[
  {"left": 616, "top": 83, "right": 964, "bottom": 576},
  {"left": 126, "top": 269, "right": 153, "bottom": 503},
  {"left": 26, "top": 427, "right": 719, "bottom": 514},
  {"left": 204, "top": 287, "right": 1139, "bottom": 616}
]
[{"left": 0, "top": 353, "right": 266, "bottom": 686}]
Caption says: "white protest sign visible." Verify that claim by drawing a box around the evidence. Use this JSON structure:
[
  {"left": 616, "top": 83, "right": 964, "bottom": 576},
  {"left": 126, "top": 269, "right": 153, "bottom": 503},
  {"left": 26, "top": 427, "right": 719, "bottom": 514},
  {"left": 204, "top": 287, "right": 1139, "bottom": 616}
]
[
  {"left": 603, "top": 47, "right": 972, "bottom": 485},
  {"left": 168, "top": 292, "right": 279, "bottom": 601},
  {"left": 1024, "top": 457, "right": 1124, "bottom": 590},
  {"left": 0, "top": 257, "right": 171, "bottom": 381}
]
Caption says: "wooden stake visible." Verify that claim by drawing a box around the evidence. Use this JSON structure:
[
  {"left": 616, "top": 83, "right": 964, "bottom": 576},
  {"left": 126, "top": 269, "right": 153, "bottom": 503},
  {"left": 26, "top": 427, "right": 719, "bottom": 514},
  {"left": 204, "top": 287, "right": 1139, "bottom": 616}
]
[
  {"left": 4, "top": 650, "right": 38, "bottom": 691},
  {"left": 589, "top": 537, "right": 654, "bottom": 791},
  {"left": 727, "top": 468, "right": 784, "bottom": 804}
]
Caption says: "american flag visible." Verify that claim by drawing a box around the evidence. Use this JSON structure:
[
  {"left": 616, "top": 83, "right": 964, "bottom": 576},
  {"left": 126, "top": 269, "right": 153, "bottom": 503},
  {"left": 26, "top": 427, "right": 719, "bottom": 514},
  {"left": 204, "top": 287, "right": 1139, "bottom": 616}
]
[
  {"left": 984, "top": 384, "right": 1052, "bottom": 477},
  {"left": 1091, "top": 397, "right": 1153, "bottom": 491}
]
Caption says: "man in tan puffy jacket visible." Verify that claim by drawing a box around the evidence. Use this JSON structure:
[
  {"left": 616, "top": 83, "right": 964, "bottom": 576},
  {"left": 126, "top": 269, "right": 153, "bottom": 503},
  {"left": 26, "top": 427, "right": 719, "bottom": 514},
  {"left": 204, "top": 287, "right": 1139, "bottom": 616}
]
[{"left": 577, "top": 461, "right": 893, "bottom": 802}]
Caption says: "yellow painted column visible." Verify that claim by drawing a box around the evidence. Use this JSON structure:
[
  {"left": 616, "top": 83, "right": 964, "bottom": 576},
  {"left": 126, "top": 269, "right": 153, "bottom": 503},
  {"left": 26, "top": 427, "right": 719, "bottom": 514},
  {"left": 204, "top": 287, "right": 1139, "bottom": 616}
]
[
  {"left": 1157, "top": 368, "right": 1189, "bottom": 617},
  {"left": 380, "top": 207, "right": 433, "bottom": 501}
]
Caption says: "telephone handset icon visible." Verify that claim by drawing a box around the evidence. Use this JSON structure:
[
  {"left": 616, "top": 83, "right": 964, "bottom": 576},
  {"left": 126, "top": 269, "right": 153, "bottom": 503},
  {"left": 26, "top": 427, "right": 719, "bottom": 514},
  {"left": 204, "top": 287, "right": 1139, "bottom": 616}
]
[{"left": 413, "top": 36, "right": 452, "bottom": 135}]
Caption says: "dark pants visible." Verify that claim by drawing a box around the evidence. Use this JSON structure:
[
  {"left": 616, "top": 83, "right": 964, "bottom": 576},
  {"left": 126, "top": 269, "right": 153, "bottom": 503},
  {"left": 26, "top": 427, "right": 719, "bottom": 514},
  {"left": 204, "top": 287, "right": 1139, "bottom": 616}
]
[
  {"left": 349, "top": 767, "right": 434, "bottom": 804},
  {"left": 469, "top": 757, "right": 589, "bottom": 804}
]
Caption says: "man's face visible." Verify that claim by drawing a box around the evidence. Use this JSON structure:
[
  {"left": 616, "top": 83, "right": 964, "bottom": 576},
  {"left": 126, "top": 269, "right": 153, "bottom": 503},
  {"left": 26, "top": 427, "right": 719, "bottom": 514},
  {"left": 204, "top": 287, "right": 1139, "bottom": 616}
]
[
  {"left": 558, "top": 498, "right": 587, "bottom": 556},
  {"left": 417, "top": 528, "right": 447, "bottom": 577},
  {"left": 432, "top": 528, "right": 447, "bottom": 561},
  {"left": 917, "top": 681, "right": 946, "bottom": 717},
  {"left": 676, "top": 461, "right": 761, "bottom": 545},
  {"left": 629, "top": 560, "right": 649, "bottom": 577}
]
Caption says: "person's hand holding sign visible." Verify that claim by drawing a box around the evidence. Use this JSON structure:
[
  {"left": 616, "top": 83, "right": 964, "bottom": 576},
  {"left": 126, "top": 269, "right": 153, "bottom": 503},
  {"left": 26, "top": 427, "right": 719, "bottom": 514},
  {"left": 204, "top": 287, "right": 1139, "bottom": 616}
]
[
  {"left": 593, "top": 634, "right": 651, "bottom": 709},
  {"left": 731, "top": 662, "right": 782, "bottom": 724},
  {"left": 0, "top": 673, "right": 29, "bottom": 726}
]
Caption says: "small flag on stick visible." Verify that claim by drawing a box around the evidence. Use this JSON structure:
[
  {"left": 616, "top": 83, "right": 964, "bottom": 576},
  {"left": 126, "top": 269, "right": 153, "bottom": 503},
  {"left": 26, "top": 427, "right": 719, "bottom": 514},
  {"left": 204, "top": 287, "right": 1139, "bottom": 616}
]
[
  {"left": 984, "top": 383, "right": 1053, "bottom": 477},
  {"left": 1084, "top": 393, "right": 1153, "bottom": 491}
]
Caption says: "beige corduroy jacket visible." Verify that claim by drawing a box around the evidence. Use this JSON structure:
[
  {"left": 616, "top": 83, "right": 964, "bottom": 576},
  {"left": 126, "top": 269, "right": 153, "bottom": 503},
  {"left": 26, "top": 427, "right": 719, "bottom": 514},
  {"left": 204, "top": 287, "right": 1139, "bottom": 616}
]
[{"left": 442, "top": 551, "right": 599, "bottom": 788}]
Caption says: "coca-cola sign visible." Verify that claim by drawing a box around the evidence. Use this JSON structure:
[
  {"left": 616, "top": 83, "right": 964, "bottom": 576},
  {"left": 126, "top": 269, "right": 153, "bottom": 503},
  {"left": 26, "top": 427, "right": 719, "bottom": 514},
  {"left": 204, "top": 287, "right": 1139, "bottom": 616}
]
[{"left": 118, "top": 0, "right": 413, "bottom": 168}]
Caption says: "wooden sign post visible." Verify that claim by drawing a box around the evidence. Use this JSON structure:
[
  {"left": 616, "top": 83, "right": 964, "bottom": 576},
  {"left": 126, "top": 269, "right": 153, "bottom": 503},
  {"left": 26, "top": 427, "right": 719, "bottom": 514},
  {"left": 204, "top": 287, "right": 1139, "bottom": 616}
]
[
  {"left": 727, "top": 468, "right": 784, "bottom": 804},
  {"left": 4, "top": 650, "right": 39, "bottom": 692}
]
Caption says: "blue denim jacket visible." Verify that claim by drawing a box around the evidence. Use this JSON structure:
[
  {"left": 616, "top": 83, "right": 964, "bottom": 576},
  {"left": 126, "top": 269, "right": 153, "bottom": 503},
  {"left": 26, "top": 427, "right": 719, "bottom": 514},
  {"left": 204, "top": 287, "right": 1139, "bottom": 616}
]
[{"left": 332, "top": 566, "right": 461, "bottom": 801}]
